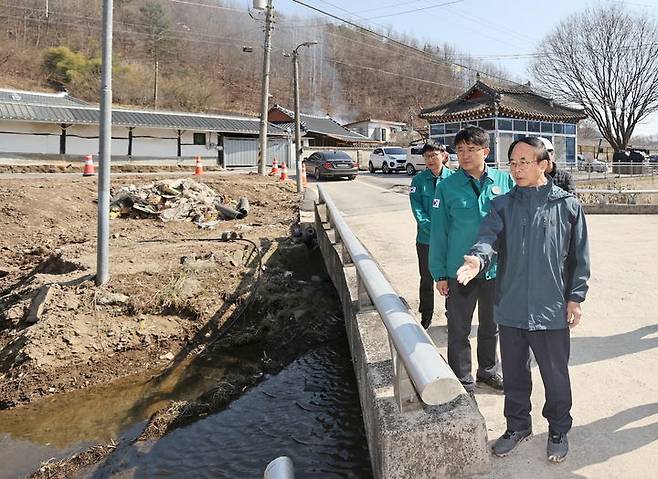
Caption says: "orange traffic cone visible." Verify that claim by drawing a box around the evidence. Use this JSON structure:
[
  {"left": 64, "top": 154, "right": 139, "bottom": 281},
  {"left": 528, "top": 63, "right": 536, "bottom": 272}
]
[
  {"left": 269, "top": 158, "right": 279, "bottom": 176},
  {"left": 301, "top": 162, "right": 308, "bottom": 187},
  {"left": 279, "top": 162, "right": 288, "bottom": 181},
  {"left": 82, "top": 154, "right": 95, "bottom": 176},
  {"left": 194, "top": 156, "right": 204, "bottom": 176}
]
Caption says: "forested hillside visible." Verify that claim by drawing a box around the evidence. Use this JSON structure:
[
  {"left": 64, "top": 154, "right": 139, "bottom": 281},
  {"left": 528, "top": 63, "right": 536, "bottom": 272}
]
[{"left": 0, "top": 0, "right": 510, "bottom": 122}]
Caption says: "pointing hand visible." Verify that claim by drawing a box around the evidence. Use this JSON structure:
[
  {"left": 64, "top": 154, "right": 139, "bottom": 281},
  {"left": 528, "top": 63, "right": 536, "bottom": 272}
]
[{"left": 456, "top": 255, "right": 481, "bottom": 285}]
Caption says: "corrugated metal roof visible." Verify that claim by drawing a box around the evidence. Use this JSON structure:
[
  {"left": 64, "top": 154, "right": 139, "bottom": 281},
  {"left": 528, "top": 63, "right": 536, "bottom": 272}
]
[
  {"left": 0, "top": 89, "right": 89, "bottom": 107},
  {"left": 0, "top": 100, "right": 288, "bottom": 135}
]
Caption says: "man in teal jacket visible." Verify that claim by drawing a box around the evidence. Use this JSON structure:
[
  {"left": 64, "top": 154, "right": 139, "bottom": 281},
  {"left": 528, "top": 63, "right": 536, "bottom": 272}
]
[
  {"left": 409, "top": 140, "right": 453, "bottom": 329},
  {"left": 456, "top": 136, "right": 590, "bottom": 464},
  {"left": 429, "top": 126, "right": 515, "bottom": 393}
]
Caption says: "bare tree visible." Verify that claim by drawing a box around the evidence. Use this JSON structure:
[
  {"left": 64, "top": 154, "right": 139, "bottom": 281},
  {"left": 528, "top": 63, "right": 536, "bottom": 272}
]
[{"left": 532, "top": 4, "right": 658, "bottom": 151}]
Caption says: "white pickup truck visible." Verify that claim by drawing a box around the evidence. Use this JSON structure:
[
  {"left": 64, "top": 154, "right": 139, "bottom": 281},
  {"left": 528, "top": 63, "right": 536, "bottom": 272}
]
[{"left": 368, "top": 147, "right": 407, "bottom": 173}]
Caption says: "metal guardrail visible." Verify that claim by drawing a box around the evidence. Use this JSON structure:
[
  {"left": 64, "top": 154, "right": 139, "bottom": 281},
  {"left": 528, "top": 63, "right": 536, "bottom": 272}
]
[
  {"left": 316, "top": 184, "right": 464, "bottom": 410},
  {"left": 264, "top": 456, "right": 294, "bottom": 479}
]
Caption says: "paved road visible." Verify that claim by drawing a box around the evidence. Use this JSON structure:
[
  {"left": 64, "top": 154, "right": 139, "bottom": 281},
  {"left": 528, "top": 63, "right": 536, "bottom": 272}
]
[{"left": 318, "top": 174, "right": 658, "bottom": 479}]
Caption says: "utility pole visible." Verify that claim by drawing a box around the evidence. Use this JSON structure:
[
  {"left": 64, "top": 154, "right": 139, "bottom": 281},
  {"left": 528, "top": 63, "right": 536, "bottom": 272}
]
[
  {"left": 97, "top": 0, "right": 113, "bottom": 285},
  {"left": 288, "top": 41, "right": 317, "bottom": 192},
  {"left": 257, "top": 0, "right": 273, "bottom": 176}
]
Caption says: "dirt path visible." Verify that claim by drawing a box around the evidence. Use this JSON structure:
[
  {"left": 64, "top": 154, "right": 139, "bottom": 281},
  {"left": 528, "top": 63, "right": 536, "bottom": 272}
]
[{"left": 0, "top": 173, "right": 302, "bottom": 409}]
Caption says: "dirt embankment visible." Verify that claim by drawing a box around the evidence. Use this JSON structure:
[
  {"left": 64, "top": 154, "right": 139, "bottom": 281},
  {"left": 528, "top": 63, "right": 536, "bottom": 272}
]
[{"left": 0, "top": 173, "right": 313, "bottom": 410}]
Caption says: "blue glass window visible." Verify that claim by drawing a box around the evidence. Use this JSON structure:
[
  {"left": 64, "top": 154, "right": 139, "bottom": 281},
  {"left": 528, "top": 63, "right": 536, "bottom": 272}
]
[
  {"left": 553, "top": 123, "right": 564, "bottom": 134},
  {"left": 565, "top": 137, "right": 576, "bottom": 163},
  {"left": 541, "top": 122, "right": 553, "bottom": 133},
  {"left": 564, "top": 124, "right": 576, "bottom": 135},
  {"left": 498, "top": 118, "right": 513, "bottom": 131},
  {"left": 513, "top": 120, "right": 527, "bottom": 131},
  {"left": 430, "top": 123, "right": 445, "bottom": 136},
  {"left": 478, "top": 119, "right": 495, "bottom": 130},
  {"left": 528, "top": 121, "right": 541, "bottom": 132},
  {"left": 485, "top": 132, "right": 496, "bottom": 165},
  {"left": 445, "top": 122, "right": 460, "bottom": 134},
  {"left": 513, "top": 133, "right": 526, "bottom": 141}
]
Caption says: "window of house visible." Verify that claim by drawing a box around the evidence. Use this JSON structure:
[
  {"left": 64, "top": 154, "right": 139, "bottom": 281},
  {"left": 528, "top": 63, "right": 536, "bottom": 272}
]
[
  {"left": 445, "top": 122, "right": 461, "bottom": 134},
  {"left": 565, "top": 137, "right": 576, "bottom": 163},
  {"left": 430, "top": 123, "right": 445, "bottom": 136},
  {"left": 498, "top": 118, "right": 513, "bottom": 131},
  {"left": 541, "top": 122, "right": 553, "bottom": 133},
  {"left": 564, "top": 124, "right": 577, "bottom": 135},
  {"left": 528, "top": 121, "right": 541, "bottom": 132},
  {"left": 193, "top": 132, "right": 207, "bottom": 145},
  {"left": 486, "top": 133, "right": 496, "bottom": 165},
  {"left": 513, "top": 120, "right": 527, "bottom": 131},
  {"left": 478, "top": 119, "right": 495, "bottom": 131},
  {"left": 553, "top": 123, "right": 564, "bottom": 134}
]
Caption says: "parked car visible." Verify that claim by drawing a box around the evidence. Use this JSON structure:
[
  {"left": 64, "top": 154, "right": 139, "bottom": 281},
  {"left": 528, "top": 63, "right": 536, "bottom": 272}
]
[
  {"left": 577, "top": 155, "right": 608, "bottom": 173},
  {"left": 404, "top": 145, "right": 459, "bottom": 175},
  {"left": 368, "top": 147, "right": 407, "bottom": 173},
  {"left": 446, "top": 145, "right": 459, "bottom": 169},
  {"left": 649, "top": 154, "right": 658, "bottom": 164},
  {"left": 305, "top": 150, "right": 358, "bottom": 181},
  {"left": 404, "top": 146, "right": 425, "bottom": 175}
]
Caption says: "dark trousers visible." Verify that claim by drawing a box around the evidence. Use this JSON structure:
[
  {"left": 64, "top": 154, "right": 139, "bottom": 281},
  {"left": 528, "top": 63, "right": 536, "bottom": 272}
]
[
  {"left": 446, "top": 278, "right": 498, "bottom": 384},
  {"left": 499, "top": 325, "right": 572, "bottom": 434},
  {"left": 415, "top": 243, "right": 434, "bottom": 321}
]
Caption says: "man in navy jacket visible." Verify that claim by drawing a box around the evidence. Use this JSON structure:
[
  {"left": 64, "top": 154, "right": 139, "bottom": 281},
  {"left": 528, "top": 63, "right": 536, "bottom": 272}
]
[{"left": 456, "top": 136, "right": 590, "bottom": 464}]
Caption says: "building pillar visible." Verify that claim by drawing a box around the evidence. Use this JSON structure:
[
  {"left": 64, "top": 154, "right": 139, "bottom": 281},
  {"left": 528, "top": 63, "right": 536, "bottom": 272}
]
[
  {"left": 177, "top": 129, "right": 182, "bottom": 157},
  {"left": 59, "top": 123, "right": 69, "bottom": 154},
  {"left": 128, "top": 127, "right": 133, "bottom": 156}
]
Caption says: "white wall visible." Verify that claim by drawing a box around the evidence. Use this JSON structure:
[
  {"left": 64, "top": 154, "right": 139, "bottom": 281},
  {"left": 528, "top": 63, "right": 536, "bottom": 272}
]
[
  {"left": 0, "top": 121, "right": 222, "bottom": 158},
  {"left": 0, "top": 120, "right": 60, "bottom": 153}
]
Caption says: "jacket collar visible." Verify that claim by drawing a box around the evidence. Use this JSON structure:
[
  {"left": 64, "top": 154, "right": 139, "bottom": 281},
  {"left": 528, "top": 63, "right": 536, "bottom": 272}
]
[
  {"left": 457, "top": 165, "right": 491, "bottom": 185},
  {"left": 509, "top": 176, "right": 572, "bottom": 201}
]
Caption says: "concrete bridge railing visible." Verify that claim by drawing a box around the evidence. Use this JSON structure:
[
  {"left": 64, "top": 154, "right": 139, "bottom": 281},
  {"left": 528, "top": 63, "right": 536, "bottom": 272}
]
[
  {"left": 309, "top": 185, "right": 490, "bottom": 479},
  {"left": 316, "top": 184, "right": 464, "bottom": 410}
]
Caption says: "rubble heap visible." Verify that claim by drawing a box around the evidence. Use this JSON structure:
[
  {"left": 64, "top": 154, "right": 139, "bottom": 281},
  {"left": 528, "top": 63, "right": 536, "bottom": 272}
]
[{"left": 109, "top": 178, "right": 249, "bottom": 228}]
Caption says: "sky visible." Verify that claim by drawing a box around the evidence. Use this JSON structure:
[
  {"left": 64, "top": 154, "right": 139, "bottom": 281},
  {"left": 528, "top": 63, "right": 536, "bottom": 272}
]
[{"left": 267, "top": 0, "right": 658, "bottom": 137}]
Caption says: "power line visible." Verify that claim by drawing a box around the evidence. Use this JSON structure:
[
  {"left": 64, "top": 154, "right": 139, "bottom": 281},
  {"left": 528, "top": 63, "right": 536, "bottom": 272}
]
[
  {"left": 327, "top": 58, "right": 462, "bottom": 89},
  {"left": 364, "top": 0, "right": 464, "bottom": 21},
  {"left": 289, "top": 0, "right": 525, "bottom": 86}
]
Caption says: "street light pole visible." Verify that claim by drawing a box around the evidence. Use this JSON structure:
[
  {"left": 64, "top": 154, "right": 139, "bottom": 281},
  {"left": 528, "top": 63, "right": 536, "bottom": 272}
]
[
  {"left": 257, "top": 0, "right": 273, "bottom": 176},
  {"left": 290, "top": 41, "right": 317, "bottom": 193},
  {"left": 96, "top": 0, "right": 113, "bottom": 286}
]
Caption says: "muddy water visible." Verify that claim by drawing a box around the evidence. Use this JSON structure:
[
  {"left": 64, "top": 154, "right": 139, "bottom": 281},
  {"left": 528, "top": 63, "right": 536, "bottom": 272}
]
[
  {"left": 84, "top": 337, "right": 373, "bottom": 478},
  {"left": 0, "top": 346, "right": 260, "bottom": 479},
  {"left": 0, "top": 337, "right": 372, "bottom": 478}
]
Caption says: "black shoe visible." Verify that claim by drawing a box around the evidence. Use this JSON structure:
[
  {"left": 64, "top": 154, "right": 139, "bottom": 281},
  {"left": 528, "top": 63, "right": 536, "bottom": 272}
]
[
  {"left": 420, "top": 316, "right": 432, "bottom": 329},
  {"left": 547, "top": 430, "right": 569, "bottom": 463},
  {"left": 462, "top": 382, "right": 475, "bottom": 394},
  {"left": 492, "top": 428, "right": 532, "bottom": 457},
  {"left": 477, "top": 373, "right": 504, "bottom": 391}
]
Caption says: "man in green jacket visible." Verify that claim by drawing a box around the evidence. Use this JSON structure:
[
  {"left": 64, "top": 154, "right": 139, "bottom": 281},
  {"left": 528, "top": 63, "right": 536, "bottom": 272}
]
[
  {"left": 456, "top": 136, "right": 590, "bottom": 463},
  {"left": 409, "top": 140, "right": 453, "bottom": 329},
  {"left": 429, "top": 126, "right": 515, "bottom": 393}
]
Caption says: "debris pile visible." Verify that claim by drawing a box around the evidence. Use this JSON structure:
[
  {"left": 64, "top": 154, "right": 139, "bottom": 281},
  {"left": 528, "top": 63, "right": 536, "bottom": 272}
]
[{"left": 109, "top": 178, "right": 249, "bottom": 228}]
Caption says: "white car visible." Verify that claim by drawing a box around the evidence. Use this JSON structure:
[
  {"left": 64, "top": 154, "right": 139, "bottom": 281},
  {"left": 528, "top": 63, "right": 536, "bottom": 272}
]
[
  {"left": 368, "top": 147, "right": 407, "bottom": 173},
  {"left": 404, "top": 145, "right": 459, "bottom": 175}
]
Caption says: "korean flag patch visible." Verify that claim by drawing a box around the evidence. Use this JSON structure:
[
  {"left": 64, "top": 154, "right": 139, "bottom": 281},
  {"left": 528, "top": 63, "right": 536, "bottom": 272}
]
[
  {"left": 409, "top": 186, "right": 416, "bottom": 194},
  {"left": 432, "top": 198, "right": 441, "bottom": 208}
]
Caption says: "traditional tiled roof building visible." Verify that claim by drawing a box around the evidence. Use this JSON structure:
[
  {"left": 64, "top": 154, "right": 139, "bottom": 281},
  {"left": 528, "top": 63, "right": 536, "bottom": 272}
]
[{"left": 419, "top": 79, "right": 587, "bottom": 165}]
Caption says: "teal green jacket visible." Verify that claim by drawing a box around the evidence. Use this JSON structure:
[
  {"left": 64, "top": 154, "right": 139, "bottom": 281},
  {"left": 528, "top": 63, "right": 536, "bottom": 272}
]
[
  {"left": 409, "top": 167, "right": 453, "bottom": 244},
  {"left": 429, "top": 167, "right": 515, "bottom": 280}
]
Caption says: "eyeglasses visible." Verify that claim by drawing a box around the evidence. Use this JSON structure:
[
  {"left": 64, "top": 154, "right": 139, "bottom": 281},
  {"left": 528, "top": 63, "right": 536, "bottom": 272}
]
[
  {"left": 507, "top": 159, "right": 538, "bottom": 169},
  {"left": 456, "top": 146, "right": 485, "bottom": 155}
]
